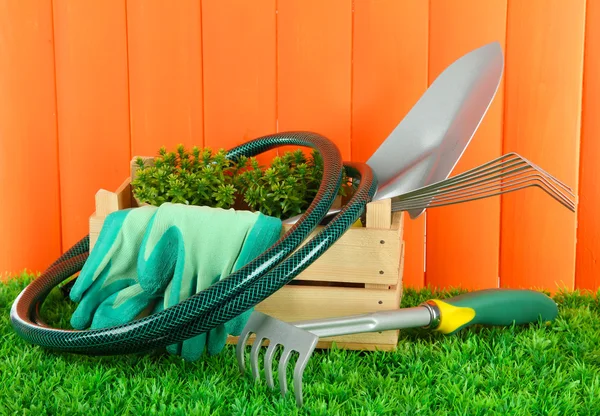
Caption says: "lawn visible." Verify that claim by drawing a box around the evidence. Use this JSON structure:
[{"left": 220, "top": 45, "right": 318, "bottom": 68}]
[{"left": 2, "top": 273, "right": 600, "bottom": 415}]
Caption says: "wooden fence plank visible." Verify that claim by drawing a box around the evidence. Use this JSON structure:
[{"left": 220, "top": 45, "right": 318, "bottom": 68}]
[
  {"left": 351, "top": 0, "right": 429, "bottom": 289},
  {"left": 425, "top": 0, "right": 507, "bottom": 290},
  {"left": 52, "top": 0, "right": 130, "bottom": 249},
  {"left": 201, "top": 0, "right": 277, "bottom": 161},
  {"left": 501, "top": 0, "right": 585, "bottom": 291},
  {"left": 576, "top": 0, "right": 600, "bottom": 292},
  {"left": 277, "top": 0, "right": 352, "bottom": 159},
  {"left": 127, "top": 0, "right": 203, "bottom": 157},
  {"left": 0, "top": 0, "right": 61, "bottom": 274}
]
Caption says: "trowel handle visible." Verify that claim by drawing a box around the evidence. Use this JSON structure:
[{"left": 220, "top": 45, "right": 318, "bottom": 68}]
[{"left": 424, "top": 288, "right": 558, "bottom": 335}]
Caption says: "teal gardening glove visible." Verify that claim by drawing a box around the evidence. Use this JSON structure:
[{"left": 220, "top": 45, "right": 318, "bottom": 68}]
[
  {"left": 69, "top": 205, "right": 161, "bottom": 330},
  {"left": 137, "top": 202, "right": 282, "bottom": 360}
]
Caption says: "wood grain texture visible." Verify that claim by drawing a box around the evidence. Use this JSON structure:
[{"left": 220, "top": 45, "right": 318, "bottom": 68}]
[
  {"left": 127, "top": 0, "right": 203, "bottom": 156},
  {"left": 277, "top": 0, "right": 352, "bottom": 159},
  {"left": 365, "top": 199, "right": 392, "bottom": 230},
  {"left": 0, "top": 0, "right": 61, "bottom": 274},
  {"left": 501, "top": 0, "right": 585, "bottom": 291},
  {"left": 575, "top": 0, "right": 600, "bottom": 291},
  {"left": 202, "top": 0, "right": 276, "bottom": 160},
  {"left": 351, "top": 0, "right": 429, "bottom": 288},
  {"left": 52, "top": 0, "right": 130, "bottom": 249},
  {"left": 425, "top": 0, "right": 507, "bottom": 290},
  {"left": 282, "top": 226, "right": 402, "bottom": 285}
]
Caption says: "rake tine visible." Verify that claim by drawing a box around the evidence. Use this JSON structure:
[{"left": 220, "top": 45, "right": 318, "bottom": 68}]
[
  {"left": 398, "top": 159, "right": 563, "bottom": 202},
  {"left": 476, "top": 174, "right": 574, "bottom": 208},
  {"left": 513, "top": 152, "right": 574, "bottom": 193},
  {"left": 481, "top": 152, "right": 573, "bottom": 194},
  {"left": 392, "top": 175, "right": 574, "bottom": 210},
  {"left": 278, "top": 348, "right": 294, "bottom": 398},
  {"left": 397, "top": 153, "right": 574, "bottom": 201},
  {"left": 293, "top": 351, "right": 313, "bottom": 408},
  {"left": 250, "top": 336, "right": 264, "bottom": 381},
  {"left": 236, "top": 328, "right": 252, "bottom": 374},
  {"left": 459, "top": 152, "right": 571, "bottom": 191},
  {"left": 394, "top": 171, "right": 575, "bottom": 211},
  {"left": 392, "top": 181, "right": 575, "bottom": 213},
  {"left": 394, "top": 154, "right": 524, "bottom": 199},
  {"left": 459, "top": 155, "right": 575, "bottom": 199},
  {"left": 415, "top": 168, "right": 575, "bottom": 208},
  {"left": 393, "top": 158, "right": 575, "bottom": 207},
  {"left": 236, "top": 312, "right": 320, "bottom": 407},
  {"left": 264, "top": 343, "right": 278, "bottom": 389},
  {"left": 395, "top": 163, "right": 531, "bottom": 201}
]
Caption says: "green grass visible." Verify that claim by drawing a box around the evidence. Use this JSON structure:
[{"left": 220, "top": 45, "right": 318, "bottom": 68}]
[{"left": 2, "top": 274, "right": 600, "bottom": 415}]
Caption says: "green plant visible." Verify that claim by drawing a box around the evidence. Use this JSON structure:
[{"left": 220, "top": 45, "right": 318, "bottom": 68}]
[
  {"left": 131, "top": 144, "right": 242, "bottom": 209},
  {"left": 235, "top": 149, "right": 351, "bottom": 219},
  {"left": 131, "top": 144, "right": 352, "bottom": 219}
]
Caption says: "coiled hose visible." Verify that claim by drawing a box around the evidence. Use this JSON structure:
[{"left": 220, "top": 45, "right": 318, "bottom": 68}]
[{"left": 10, "top": 132, "right": 377, "bottom": 356}]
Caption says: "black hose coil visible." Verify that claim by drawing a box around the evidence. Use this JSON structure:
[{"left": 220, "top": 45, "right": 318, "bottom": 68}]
[{"left": 10, "top": 132, "right": 377, "bottom": 356}]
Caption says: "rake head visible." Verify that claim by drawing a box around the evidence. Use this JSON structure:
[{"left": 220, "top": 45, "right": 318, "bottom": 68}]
[
  {"left": 392, "top": 152, "right": 577, "bottom": 218},
  {"left": 236, "top": 311, "right": 319, "bottom": 407}
]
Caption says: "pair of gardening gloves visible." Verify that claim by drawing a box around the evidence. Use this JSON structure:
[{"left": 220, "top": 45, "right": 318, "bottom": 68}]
[{"left": 68, "top": 202, "right": 282, "bottom": 361}]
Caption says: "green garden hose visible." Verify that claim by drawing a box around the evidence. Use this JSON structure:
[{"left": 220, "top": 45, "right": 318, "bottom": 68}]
[{"left": 10, "top": 132, "right": 377, "bottom": 357}]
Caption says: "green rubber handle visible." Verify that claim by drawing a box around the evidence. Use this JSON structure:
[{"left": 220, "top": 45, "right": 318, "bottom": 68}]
[{"left": 430, "top": 288, "right": 558, "bottom": 334}]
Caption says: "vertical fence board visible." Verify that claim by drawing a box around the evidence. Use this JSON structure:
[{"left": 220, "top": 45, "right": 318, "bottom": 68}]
[
  {"left": 576, "top": 0, "right": 600, "bottom": 292},
  {"left": 351, "top": 0, "right": 429, "bottom": 289},
  {"left": 53, "top": 0, "right": 130, "bottom": 249},
  {"left": 0, "top": 0, "right": 61, "bottom": 274},
  {"left": 501, "top": 0, "right": 585, "bottom": 291},
  {"left": 425, "top": 0, "right": 506, "bottom": 290},
  {"left": 127, "top": 0, "right": 203, "bottom": 157},
  {"left": 277, "top": 0, "right": 352, "bottom": 159},
  {"left": 202, "top": 0, "right": 276, "bottom": 160}
]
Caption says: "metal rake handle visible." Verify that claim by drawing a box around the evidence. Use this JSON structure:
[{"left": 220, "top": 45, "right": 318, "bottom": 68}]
[{"left": 292, "top": 307, "right": 432, "bottom": 338}]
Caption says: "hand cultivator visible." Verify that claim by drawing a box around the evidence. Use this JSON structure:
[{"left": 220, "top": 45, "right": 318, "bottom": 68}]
[{"left": 236, "top": 289, "right": 558, "bottom": 407}]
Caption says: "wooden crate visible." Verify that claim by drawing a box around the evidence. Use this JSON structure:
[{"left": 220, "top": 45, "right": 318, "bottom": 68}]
[{"left": 89, "top": 158, "right": 405, "bottom": 351}]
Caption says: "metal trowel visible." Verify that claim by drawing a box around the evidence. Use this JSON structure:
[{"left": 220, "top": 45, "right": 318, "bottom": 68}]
[{"left": 283, "top": 41, "right": 504, "bottom": 224}]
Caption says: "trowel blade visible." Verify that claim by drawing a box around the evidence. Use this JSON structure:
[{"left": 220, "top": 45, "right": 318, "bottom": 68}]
[{"left": 367, "top": 41, "right": 504, "bottom": 218}]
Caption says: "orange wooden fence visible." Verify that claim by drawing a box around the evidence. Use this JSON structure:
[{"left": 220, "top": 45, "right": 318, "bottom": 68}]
[{"left": 1, "top": 0, "right": 598, "bottom": 294}]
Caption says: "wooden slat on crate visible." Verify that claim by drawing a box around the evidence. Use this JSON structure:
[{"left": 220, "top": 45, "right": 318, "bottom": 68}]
[
  {"left": 280, "top": 225, "right": 401, "bottom": 285},
  {"left": 366, "top": 197, "right": 395, "bottom": 290},
  {"left": 88, "top": 215, "right": 104, "bottom": 250},
  {"left": 366, "top": 198, "right": 392, "bottom": 229},
  {"left": 254, "top": 284, "right": 400, "bottom": 321},
  {"left": 95, "top": 177, "right": 131, "bottom": 217}
]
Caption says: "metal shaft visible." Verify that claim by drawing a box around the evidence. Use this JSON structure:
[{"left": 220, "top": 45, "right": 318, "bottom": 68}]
[{"left": 291, "top": 306, "right": 434, "bottom": 338}]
